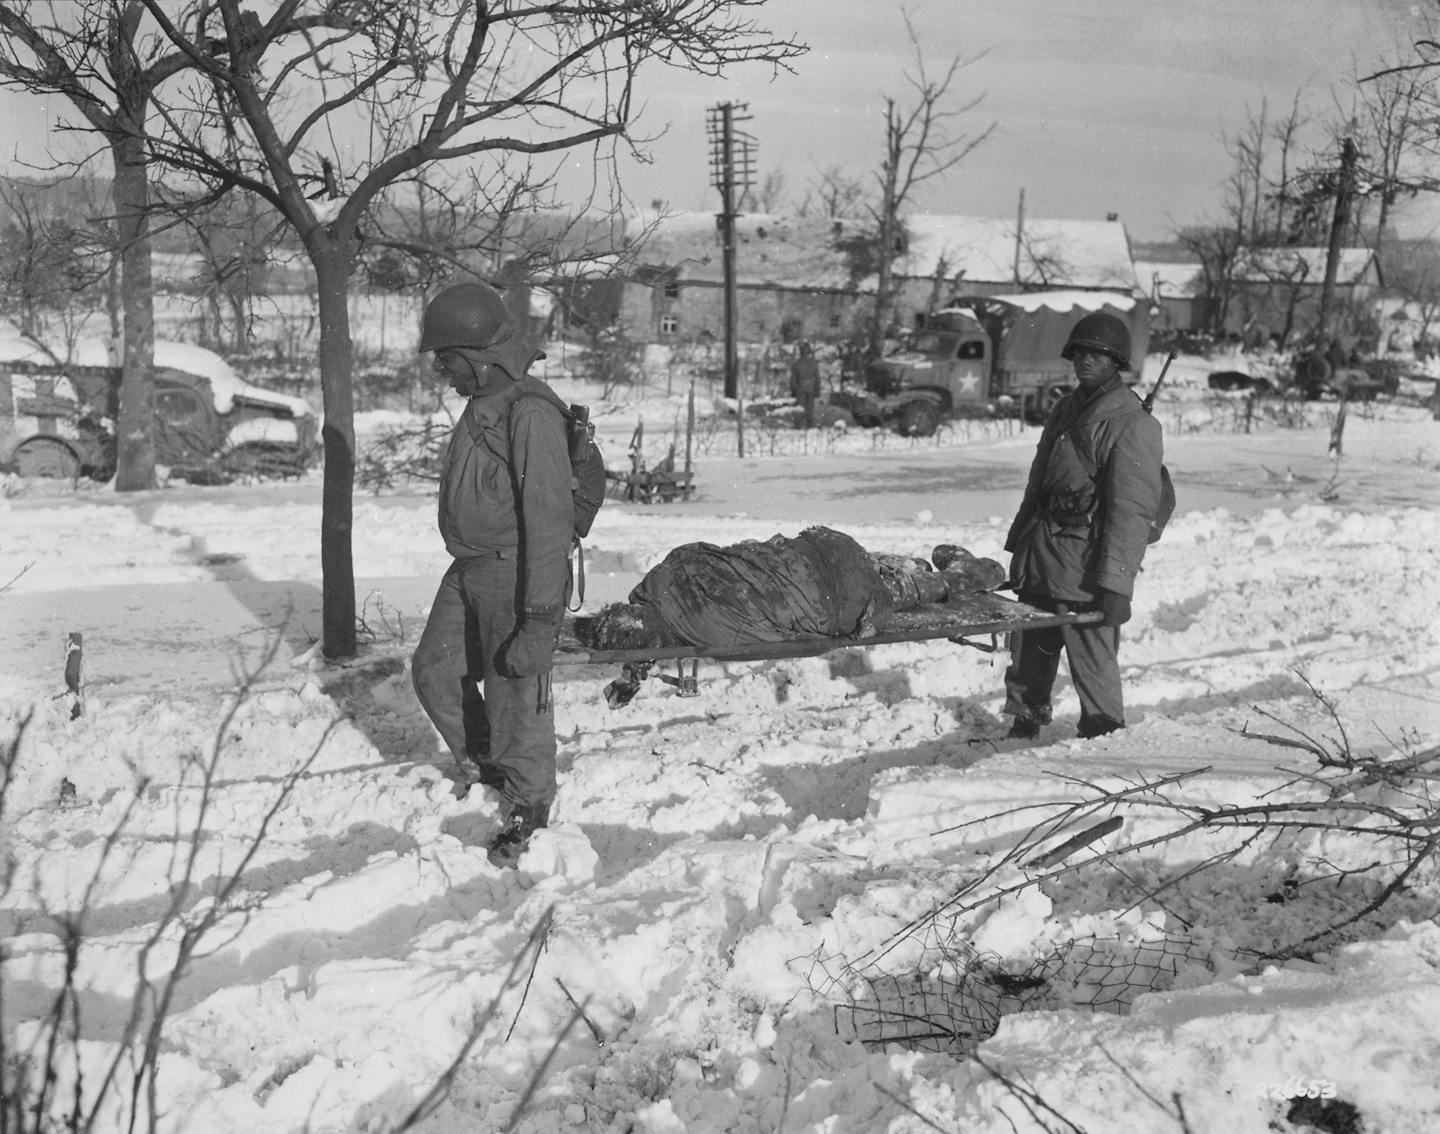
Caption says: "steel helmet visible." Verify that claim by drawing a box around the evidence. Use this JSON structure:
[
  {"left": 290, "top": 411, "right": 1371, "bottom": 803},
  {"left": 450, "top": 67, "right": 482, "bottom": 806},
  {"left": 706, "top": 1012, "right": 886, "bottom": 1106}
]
[
  {"left": 419, "top": 281, "right": 515, "bottom": 353},
  {"left": 1061, "top": 311, "right": 1131, "bottom": 369}
]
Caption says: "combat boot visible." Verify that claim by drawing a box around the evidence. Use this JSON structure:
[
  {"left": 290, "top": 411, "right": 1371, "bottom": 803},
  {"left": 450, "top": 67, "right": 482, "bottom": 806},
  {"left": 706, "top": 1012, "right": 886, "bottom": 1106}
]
[{"left": 487, "top": 802, "right": 550, "bottom": 869}]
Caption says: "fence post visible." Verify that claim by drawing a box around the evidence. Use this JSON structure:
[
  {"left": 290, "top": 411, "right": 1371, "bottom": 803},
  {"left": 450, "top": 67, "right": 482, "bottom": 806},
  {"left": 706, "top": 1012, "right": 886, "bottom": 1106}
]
[{"left": 65, "top": 631, "right": 84, "bottom": 719}]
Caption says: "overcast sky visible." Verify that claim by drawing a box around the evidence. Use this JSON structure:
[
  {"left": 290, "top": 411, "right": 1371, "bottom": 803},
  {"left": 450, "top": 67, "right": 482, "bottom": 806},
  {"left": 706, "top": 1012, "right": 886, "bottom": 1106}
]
[
  {"left": 606, "top": 0, "right": 1437, "bottom": 242},
  {"left": 1, "top": 0, "right": 1434, "bottom": 244}
]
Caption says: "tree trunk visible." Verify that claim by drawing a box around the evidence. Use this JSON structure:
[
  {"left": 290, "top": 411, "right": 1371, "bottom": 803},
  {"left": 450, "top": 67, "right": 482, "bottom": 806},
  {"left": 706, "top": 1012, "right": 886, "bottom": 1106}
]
[
  {"left": 110, "top": 131, "right": 157, "bottom": 492},
  {"left": 313, "top": 246, "right": 359, "bottom": 659},
  {"left": 1316, "top": 138, "right": 1357, "bottom": 346},
  {"left": 869, "top": 101, "right": 901, "bottom": 359}
]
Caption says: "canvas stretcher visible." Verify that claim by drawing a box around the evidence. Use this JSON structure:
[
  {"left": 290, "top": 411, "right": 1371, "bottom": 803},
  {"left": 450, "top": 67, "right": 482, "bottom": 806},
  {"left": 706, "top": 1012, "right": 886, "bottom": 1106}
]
[{"left": 554, "top": 590, "right": 1104, "bottom": 667}]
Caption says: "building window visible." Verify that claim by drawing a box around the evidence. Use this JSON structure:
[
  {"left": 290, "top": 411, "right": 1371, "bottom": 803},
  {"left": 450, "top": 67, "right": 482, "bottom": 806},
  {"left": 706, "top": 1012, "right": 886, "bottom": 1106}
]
[
  {"left": 660, "top": 314, "right": 679, "bottom": 335},
  {"left": 829, "top": 313, "right": 842, "bottom": 328},
  {"left": 663, "top": 280, "right": 680, "bottom": 299}
]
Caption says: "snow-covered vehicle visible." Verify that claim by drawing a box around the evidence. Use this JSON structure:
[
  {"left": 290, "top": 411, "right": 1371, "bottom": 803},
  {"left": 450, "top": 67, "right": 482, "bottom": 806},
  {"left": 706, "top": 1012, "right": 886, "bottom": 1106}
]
[
  {"left": 837, "top": 290, "right": 1151, "bottom": 434},
  {"left": 0, "top": 335, "right": 316, "bottom": 482}
]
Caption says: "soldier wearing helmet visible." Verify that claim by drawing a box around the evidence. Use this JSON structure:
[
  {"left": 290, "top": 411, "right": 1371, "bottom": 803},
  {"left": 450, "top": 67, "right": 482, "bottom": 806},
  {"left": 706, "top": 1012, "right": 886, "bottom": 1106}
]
[
  {"left": 1001, "top": 309, "right": 1164, "bottom": 741},
  {"left": 410, "top": 280, "right": 574, "bottom": 867},
  {"left": 789, "top": 341, "right": 822, "bottom": 427}
]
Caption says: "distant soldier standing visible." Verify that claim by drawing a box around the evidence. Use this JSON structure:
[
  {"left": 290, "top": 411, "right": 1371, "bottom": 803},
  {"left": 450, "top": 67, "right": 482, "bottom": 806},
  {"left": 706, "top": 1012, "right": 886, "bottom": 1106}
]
[
  {"left": 410, "top": 281, "right": 573, "bottom": 868},
  {"left": 1002, "top": 312, "right": 1164, "bottom": 740},
  {"left": 789, "top": 341, "right": 822, "bottom": 427}
]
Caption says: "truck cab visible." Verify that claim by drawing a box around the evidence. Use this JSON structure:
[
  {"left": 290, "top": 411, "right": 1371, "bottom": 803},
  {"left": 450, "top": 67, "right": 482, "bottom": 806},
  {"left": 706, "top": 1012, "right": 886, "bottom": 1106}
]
[
  {"left": 862, "top": 308, "right": 993, "bottom": 435},
  {"left": 849, "top": 291, "right": 1150, "bottom": 435}
]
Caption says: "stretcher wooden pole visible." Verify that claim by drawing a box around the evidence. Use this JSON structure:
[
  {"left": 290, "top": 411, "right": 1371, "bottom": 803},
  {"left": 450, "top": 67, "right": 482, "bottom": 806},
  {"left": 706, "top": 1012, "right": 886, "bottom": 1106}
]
[{"left": 554, "top": 594, "right": 1104, "bottom": 668}]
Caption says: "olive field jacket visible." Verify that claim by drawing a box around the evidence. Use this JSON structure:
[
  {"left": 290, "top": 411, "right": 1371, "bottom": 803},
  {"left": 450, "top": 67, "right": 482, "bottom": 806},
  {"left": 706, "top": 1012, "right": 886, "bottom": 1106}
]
[
  {"left": 437, "top": 376, "right": 574, "bottom": 614},
  {"left": 1005, "top": 377, "right": 1164, "bottom": 602}
]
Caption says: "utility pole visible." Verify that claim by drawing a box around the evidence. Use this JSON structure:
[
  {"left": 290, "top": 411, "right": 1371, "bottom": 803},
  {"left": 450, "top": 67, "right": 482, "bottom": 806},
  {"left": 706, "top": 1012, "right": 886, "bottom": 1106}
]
[
  {"left": 706, "top": 101, "right": 755, "bottom": 401},
  {"left": 1013, "top": 187, "right": 1026, "bottom": 286},
  {"left": 1316, "top": 136, "right": 1358, "bottom": 347}
]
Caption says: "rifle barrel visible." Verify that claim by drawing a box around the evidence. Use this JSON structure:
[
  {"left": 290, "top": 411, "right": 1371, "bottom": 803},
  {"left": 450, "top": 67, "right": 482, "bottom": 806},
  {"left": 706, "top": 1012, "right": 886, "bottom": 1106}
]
[{"left": 1142, "top": 350, "right": 1177, "bottom": 412}]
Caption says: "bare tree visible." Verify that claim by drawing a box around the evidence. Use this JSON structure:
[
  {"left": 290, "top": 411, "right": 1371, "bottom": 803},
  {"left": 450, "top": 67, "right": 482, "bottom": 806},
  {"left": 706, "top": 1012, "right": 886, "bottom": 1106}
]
[
  {"left": 1225, "top": 101, "right": 1270, "bottom": 241},
  {"left": 0, "top": 176, "right": 110, "bottom": 344},
  {"left": 800, "top": 164, "right": 869, "bottom": 219},
  {"left": 1175, "top": 223, "right": 1243, "bottom": 337},
  {"left": 921, "top": 250, "right": 952, "bottom": 321},
  {"left": 1350, "top": 38, "right": 1433, "bottom": 268},
  {"left": 0, "top": 3, "right": 250, "bottom": 490},
  {"left": 177, "top": 188, "right": 285, "bottom": 355},
  {"left": 865, "top": 12, "right": 994, "bottom": 356},
  {"left": 1014, "top": 230, "right": 1074, "bottom": 291},
  {"left": 740, "top": 168, "right": 787, "bottom": 213},
  {"left": 133, "top": 0, "right": 802, "bottom": 659},
  {"left": 1174, "top": 91, "right": 1325, "bottom": 340},
  {"left": 1268, "top": 94, "right": 1310, "bottom": 242}
]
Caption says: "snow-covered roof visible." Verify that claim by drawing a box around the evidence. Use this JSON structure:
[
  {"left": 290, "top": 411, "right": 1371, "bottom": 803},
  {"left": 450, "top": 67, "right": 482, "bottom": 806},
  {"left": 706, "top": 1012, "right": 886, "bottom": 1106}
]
[
  {"left": 624, "top": 210, "right": 859, "bottom": 290},
  {"left": 1233, "top": 246, "right": 1375, "bottom": 285},
  {"left": 900, "top": 214, "right": 1139, "bottom": 291},
  {"left": 1135, "top": 249, "right": 1377, "bottom": 298},
  {"left": 621, "top": 210, "right": 1143, "bottom": 295}
]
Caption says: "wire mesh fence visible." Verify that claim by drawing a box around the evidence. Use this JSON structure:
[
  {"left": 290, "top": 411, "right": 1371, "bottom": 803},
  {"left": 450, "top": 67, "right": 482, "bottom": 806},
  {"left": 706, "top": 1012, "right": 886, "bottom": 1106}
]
[{"left": 823, "top": 929, "right": 1260, "bottom": 1060}]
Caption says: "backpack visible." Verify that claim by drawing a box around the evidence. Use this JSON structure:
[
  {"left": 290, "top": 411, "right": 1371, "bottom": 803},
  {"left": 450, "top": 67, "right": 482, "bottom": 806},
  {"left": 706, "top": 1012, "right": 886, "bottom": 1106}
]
[
  {"left": 1148, "top": 465, "right": 1176, "bottom": 544},
  {"left": 483, "top": 383, "right": 609, "bottom": 607},
  {"left": 556, "top": 401, "right": 608, "bottom": 539},
  {"left": 500, "top": 385, "right": 608, "bottom": 538}
]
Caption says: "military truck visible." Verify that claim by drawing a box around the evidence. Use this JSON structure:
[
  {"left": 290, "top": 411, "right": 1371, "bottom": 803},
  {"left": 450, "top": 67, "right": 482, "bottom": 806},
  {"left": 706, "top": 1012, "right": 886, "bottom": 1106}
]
[
  {"left": 0, "top": 335, "right": 316, "bottom": 482},
  {"left": 839, "top": 290, "right": 1151, "bottom": 434}
]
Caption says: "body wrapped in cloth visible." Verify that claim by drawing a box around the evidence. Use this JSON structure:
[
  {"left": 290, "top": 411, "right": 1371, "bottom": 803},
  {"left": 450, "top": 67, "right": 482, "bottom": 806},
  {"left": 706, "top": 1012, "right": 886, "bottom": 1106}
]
[
  {"left": 575, "top": 527, "right": 1005, "bottom": 703},
  {"left": 607, "top": 526, "right": 892, "bottom": 648}
]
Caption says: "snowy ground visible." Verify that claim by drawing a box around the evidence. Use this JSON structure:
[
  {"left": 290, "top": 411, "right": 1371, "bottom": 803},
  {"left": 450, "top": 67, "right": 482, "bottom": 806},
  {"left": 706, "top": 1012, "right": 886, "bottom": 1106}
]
[{"left": 2, "top": 354, "right": 1440, "bottom": 1134}]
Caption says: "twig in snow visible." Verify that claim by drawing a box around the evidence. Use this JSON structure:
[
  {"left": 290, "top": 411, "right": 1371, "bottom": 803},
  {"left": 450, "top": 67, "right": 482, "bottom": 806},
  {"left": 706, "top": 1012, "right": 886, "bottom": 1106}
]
[
  {"left": 505, "top": 909, "right": 553, "bottom": 1042},
  {"left": 398, "top": 906, "right": 556, "bottom": 1131},
  {"left": 972, "top": 1053, "right": 1089, "bottom": 1133},
  {"left": 0, "top": 561, "right": 34, "bottom": 594},
  {"left": 1095, "top": 1042, "right": 1197, "bottom": 1134},
  {"left": 555, "top": 978, "right": 606, "bottom": 1046}
]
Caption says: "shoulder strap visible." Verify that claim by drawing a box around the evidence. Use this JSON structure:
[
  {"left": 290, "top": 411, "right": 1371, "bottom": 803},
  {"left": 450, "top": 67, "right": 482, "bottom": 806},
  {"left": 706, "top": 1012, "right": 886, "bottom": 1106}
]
[
  {"left": 465, "top": 382, "right": 567, "bottom": 459},
  {"left": 508, "top": 377, "right": 571, "bottom": 423},
  {"left": 507, "top": 380, "right": 590, "bottom": 610},
  {"left": 1063, "top": 389, "right": 1145, "bottom": 480}
]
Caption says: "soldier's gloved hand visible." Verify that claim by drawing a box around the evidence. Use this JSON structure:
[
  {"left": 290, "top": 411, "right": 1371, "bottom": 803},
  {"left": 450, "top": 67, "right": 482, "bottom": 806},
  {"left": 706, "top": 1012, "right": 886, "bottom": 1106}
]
[
  {"left": 1097, "top": 589, "right": 1132, "bottom": 627},
  {"left": 501, "top": 609, "right": 561, "bottom": 676}
]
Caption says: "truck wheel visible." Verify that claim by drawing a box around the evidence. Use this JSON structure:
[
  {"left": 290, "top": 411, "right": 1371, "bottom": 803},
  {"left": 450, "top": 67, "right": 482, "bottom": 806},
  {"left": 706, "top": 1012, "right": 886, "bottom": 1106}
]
[
  {"left": 14, "top": 437, "right": 83, "bottom": 480},
  {"left": 898, "top": 400, "right": 940, "bottom": 437}
]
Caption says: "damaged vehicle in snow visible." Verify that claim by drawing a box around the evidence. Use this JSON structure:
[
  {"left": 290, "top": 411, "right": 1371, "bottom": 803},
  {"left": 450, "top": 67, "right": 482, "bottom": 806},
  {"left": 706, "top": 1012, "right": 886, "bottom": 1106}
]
[{"left": 0, "top": 335, "right": 316, "bottom": 483}]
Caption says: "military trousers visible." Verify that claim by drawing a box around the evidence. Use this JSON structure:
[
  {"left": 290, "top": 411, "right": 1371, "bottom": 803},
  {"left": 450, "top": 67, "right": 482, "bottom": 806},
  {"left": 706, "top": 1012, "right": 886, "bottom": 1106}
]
[
  {"left": 411, "top": 553, "right": 557, "bottom": 811},
  {"left": 1003, "top": 591, "right": 1125, "bottom": 733}
]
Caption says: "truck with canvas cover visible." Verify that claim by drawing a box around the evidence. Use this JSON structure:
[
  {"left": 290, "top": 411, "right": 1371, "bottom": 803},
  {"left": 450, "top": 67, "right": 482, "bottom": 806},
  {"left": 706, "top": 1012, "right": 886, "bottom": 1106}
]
[
  {"left": 844, "top": 290, "right": 1150, "bottom": 435},
  {"left": 0, "top": 335, "right": 316, "bottom": 482}
]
